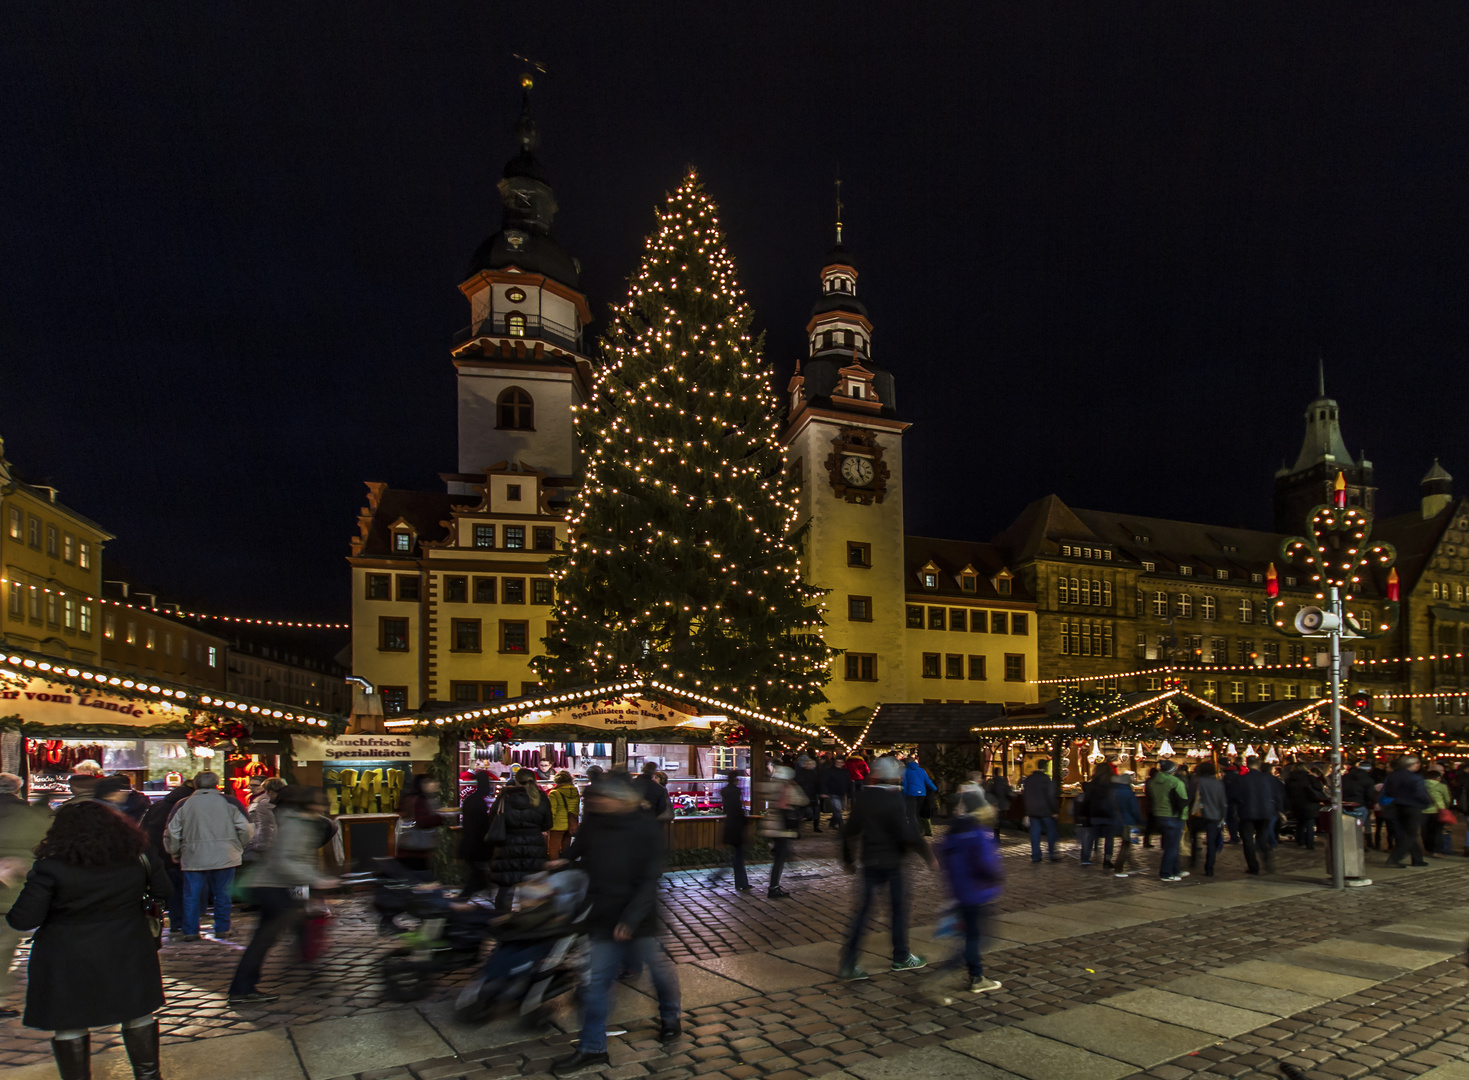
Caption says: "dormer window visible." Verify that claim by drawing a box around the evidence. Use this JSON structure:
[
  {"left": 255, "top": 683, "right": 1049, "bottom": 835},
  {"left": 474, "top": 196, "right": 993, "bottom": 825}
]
[
  {"left": 1180, "top": 565, "right": 1193, "bottom": 576},
  {"left": 961, "top": 574, "right": 977, "bottom": 593},
  {"left": 923, "top": 572, "right": 938, "bottom": 589},
  {"left": 393, "top": 531, "right": 413, "bottom": 553},
  {"left": 849, "top": 383, "right": 863, "bottom": 399},
  {"left": 996, "top": 578, "right": 1011, "bottom": 596}
]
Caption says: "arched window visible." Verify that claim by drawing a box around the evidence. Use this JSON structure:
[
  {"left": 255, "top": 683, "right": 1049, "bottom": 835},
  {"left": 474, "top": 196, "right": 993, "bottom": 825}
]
[
  {"left": 506, "top": 312, "right": 526, "bottom": 337},
  {"left": 497, "top": 387, "right": 534, "bottom": 430}
]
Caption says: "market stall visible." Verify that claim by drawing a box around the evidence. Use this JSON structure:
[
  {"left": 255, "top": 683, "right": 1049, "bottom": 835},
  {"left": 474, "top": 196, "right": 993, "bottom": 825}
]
[
  {"left": 386, "top": 677, "right": 820, "bottom": 855},
  {"left": 0, "top": 645, "right": 346, "bottom": 808}
]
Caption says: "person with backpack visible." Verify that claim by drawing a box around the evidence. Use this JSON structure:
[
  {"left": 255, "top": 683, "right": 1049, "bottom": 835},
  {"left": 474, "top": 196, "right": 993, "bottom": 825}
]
[
  {"left": 1148, "top": 760, "right": 1189, "bottom": 881},
  {"left": 935, "top": 790, "right": 1004, "bottom": 994}
]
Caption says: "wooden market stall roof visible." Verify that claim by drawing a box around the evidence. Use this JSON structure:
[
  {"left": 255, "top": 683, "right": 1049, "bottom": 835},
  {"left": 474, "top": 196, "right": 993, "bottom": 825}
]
[
  {"left": 831, "top": 701, "right": 1009, "bottom": 752},
  {"left": 0, "top": 644, "right": 345, "bottom": 737},
  {"left": 382, "top": 677, "right": 822, "bottom": 742}
]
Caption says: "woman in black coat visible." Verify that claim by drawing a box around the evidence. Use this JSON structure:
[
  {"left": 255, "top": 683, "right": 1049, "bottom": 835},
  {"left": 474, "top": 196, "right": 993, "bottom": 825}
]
[
  {"left": 487, "top": 769, "right": 551, "bottom": 909},
  {"left": 7, "top": 800, "right": 171, "bottom": 1080},
  {"left": 457, "top": 771, "right": 496, "bottom": 899}
]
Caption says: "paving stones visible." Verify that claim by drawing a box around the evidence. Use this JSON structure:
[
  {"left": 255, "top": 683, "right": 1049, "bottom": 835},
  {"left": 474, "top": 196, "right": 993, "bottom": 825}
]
[
  {"left": 947, "top": 1026, "right": 1135, "bottom": 1080},
  {"left": 693, "top": 953, "right": 829, "bottom": 994},
  {"left": 1208, "top": 959, "right": 1378, "bottom": 998},
  {"left": 1017, "top": 1002, "right": 1217, "bottom": 1068},
  {"left": 1100, "top": 987, "right": 1277, "bottom": 1038},
  {"left": 846, "top": 1044, "right": 1021, "bottom": 1079},
  {"left": 1158, "top": 972, "right": 1326, "bottom": 1017},
  {"left": 290, "top": 1010, "right": 455, "bottom": 1078}
]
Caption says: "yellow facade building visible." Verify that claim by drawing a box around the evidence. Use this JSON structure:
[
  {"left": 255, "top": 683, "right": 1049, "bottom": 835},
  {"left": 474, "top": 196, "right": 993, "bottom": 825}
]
[{"left": 0, "top": 439, "right": 111, "bottom": 665}]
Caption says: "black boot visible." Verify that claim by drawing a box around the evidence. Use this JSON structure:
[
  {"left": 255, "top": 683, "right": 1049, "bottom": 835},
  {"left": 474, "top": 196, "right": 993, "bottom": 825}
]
[
  {"left": 51, "top": 1034, "right": 91, "bottom": 1080},
  {"left": 122, "top": 1020, "right": 162, "bottom": 1080}
]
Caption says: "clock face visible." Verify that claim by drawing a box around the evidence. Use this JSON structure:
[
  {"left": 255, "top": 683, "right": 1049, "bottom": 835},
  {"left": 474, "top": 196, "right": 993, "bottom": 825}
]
[{"left": 841, "top": 455, "right": 875, "bottom": 487}]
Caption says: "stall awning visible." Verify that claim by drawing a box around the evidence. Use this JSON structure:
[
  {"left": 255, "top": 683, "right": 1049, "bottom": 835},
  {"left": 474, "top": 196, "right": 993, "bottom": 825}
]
[
  {"left": 844, "top": 702, "right": 1009, "bottom": 750},
  {"left": 383, "top": 677, "right": 822, "bottom": 743},
  {"left": 0, "top": 645, "right": 346, "bottom": 739}
]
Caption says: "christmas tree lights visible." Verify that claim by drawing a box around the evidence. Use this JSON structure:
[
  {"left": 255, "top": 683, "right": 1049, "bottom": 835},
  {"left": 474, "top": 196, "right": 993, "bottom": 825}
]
[{"left": 538, "top": 172, "right": 833, "bottom": 720}]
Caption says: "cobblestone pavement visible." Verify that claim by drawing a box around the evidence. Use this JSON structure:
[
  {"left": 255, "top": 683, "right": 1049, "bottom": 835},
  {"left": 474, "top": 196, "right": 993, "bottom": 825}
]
[{"left": 5, "top": 828, "right": 1469, "bottom": 1080}]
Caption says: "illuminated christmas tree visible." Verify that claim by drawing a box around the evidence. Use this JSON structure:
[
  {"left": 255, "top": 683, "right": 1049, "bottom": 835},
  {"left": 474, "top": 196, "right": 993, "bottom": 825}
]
[{"left": 539, "top": 171, "right": 832, "bottom": 718}]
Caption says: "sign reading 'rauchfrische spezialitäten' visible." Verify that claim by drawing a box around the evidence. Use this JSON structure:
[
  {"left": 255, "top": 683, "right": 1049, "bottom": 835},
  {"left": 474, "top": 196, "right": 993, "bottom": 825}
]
[{"left": 292, "top": 734, "right": 440, "bottom": 762}]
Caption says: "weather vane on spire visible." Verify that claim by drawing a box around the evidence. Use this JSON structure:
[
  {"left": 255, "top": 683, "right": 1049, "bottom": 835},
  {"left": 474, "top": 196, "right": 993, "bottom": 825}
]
[
  {"left": 512, "top": 52, "right": 547, "bottom": 92},
  {"left": 834, "top": 171, "right": 844, "bottom": 247},
  {"left": 510, "top": 53, "right": 547, "bottom": 153}
]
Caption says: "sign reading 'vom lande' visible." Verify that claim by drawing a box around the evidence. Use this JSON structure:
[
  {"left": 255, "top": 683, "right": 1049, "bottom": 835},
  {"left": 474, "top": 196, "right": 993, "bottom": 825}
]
[{"left": 0, "top": 676, "right": 186, "bottom": 727}]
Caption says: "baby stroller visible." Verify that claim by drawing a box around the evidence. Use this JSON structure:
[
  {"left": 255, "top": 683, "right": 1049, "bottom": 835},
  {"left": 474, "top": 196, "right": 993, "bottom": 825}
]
[
  {"left": 372, "top": 857, "right": 491, "bottom": 1002},
  {"left": 454, "top": 869, "right": 591, "bottom": 1028}
]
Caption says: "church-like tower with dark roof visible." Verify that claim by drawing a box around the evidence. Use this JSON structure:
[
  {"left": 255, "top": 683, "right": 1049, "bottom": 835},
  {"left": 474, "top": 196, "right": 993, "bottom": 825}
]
[{"left": 1273, "top": 365, "right": 1375, "bottom": 532}]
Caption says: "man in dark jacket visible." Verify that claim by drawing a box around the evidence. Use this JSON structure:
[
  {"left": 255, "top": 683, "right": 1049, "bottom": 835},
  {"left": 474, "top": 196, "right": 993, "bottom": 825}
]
[
  {"left": 1021, "top": 760, "right": 1059, "bottom": 863},
  {"left": 634, "top": 762, "right": 671, "bottom": 820},
  {"left": 818, "top": 756, "right": 852, "bottom": 831},
  {"left": 1342, "top": 761, "right": 1377, "bottom": 813},
  {"left": 0, "top": 773, "right": 49, "bottom": 1018},
  {"left": 1236, "top": 756, "right": 1284, "bottom": 874},
  {"left": 552, "top": 776, "right": 681, "bottom": 1075},
  {"left": 1285, "top": 767, "right": 1329, "bottom": 850},
  {"left": 1381, "top": 754, "right": 1430, "bottom": 868},
  {"left": 142, "top": 783, "right": 194, "bottom": 932},
  {"left": 838, "top": 756, "right": 935, "bottom": 980},
  {"left": 795, "top": 756, "right": 821, "bottom": 833},
  {"left": 1221, "top": 759, "right": 1243, "bottom": 843},
  {"left": 985, "top": 769, "right": 1013, "bottom": 841},
  {"left": 708, "top": 771, "right": 750, "bottom": 891}
]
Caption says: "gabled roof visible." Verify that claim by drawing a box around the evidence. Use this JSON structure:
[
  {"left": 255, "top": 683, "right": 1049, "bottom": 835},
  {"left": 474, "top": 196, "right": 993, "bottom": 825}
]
[
  {"left": 860, "top": 701, "right": 1008, "bottom": 745},
  {"left": 1372, "top": 498, "right": 1467, "bottom": 595},
  {"left": 903, "top": 536, "right": 1033, "bottom": 602},
  {"left": 351, "top": 484, "right": 478, "bottom": 559},
  {"left": 991, "top": 495, "right": 1095, "bottom": 563}
]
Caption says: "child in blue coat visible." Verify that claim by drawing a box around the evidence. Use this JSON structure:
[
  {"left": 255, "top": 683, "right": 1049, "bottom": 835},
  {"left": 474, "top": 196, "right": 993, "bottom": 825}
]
[{"left": 935, "top": 790, "right": 1005, "bottom": 993}]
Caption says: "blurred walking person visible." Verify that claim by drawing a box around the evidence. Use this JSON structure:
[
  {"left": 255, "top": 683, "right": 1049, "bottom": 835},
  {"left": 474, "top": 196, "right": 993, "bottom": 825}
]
[
  {"left": 7, "top": 801, "right": 171, "bottom": 1080},
  {"left": 550, "top": 775, "right": 681, "bottom": 1075},
  {"left": 547, "top": 771, "right": 580, "bottom": 857},
  {"left": 707, "top": 771, "right": 750, "bottom": 892},
  {"left": 394, "top": 775, "right": 445, "bottom": 874},
  {"left": 760, "top": 765, "right": 806, "bottom": 898},
  {"left": 0, "top": 773, "right": 49, "bottom": 1019},
  {"left": 1187, "top": 762, "right": 1226, "bottom": 877},
  {"left": 242, "top": 777, "right": 286, "bottom": 865},
  {"left": 935, "top": 790, "right": 1004, "bottom": 993},
  {"left": 227, "top": 786, "right": 338, "bottom": 1007},
  {"left": 837, "top": 756, "right": 935, "bottom": 980},
  {"left": 488, "top": 769, "right": 551, "bottom": 910},
  {"left": 457, "top": 771, "right": 495, "bottom": 899}
]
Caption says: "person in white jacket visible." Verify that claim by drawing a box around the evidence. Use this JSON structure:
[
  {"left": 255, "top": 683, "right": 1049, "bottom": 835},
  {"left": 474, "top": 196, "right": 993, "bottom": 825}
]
[{"left": 164, "top": 772, "right": 252, "bottom": 940}]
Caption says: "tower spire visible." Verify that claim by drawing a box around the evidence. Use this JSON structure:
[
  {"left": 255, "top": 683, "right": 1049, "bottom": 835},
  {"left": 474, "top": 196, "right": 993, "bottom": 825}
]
[
  {"left": 1317, "top": 351, "right": 1325, "bottom": 399},
  {"left": 834, "top": 173, "right": 844, "bottom": 247}
]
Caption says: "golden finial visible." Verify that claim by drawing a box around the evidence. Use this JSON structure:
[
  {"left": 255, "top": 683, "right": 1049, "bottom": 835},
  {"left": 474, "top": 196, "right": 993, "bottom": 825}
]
[{"left": 835, "top": 172, "right": 844, "bottom": 246}]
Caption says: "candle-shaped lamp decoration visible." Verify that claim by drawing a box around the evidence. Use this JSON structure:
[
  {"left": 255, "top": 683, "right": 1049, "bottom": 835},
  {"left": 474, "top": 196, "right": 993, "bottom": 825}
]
[
  {"left": 1387, "top": 566, "right": 1400, "bottom": 602},
  {"left": 1333, "top": 470, "right": 1347, "bottom": 508},
  {"left": 1266, "top": 562, "right": 1279, "bottom": 599}
]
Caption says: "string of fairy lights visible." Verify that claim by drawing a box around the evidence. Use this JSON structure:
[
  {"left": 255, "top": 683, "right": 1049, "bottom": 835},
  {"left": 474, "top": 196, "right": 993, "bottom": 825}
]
[
  {"left": 0, "top": 576, "right": 348, "bottom": 630},
  {"left": 540, "top": 171, "right": 833, "bottom": 717},
  {"left": 1031, "top": 652, "right": 1467, "bottom": 686}
]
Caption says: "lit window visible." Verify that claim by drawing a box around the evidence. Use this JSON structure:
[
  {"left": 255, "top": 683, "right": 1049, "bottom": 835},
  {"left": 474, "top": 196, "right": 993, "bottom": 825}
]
[
  {"left": 474, "top": 524, "right": 495, "bottom": 549},
  {"left": 79, "top": 604, "right": 91, "bottom": 635},
  {"left": 145, "top": 627, "right": 156, "bottom": 650},
  {"left": 1284, "top": 684, "right": 1300, "bottom": 700},
  {"left": 1216, "top": 569, "right": 1228, "bottom": 580},
  {"left": 1103, "top": 550, "right": 1113, "bottom": 561},
  {"left": 1229, "top": 681, "right": 1245, "bottom": 703},
  {"left": 63, "top": 534, "right": 75, "bottom": 563},
  {"left": 504, "top": 526, "right": 525, "bottom": 550},
  {"left": 79, "top": 542, "right": 91, "bottom": 570},
  {"left": 1251, "top": 572, "right": 1263, "bottom": 583},
  {"left": 923, "top": 572, "right": 938, "bottom": 589},
  {"left": 921, "top": 653, "right": 940, "bottom": 678},
  {"left": 26, "top": 516, "right": 40, "bottom": 548},
  {"left": 1238, "top": 599, "right": 1254, "bottom": 624},
  {"left": 1062, "top": 545, "right": 1072, "bottom": 556},
  {"left": 5, "top": 508, "right": 19, "bottom": 539},
  {"left": 1152, "top": 592, "right": 1168, "bottom": 617},
  {"left": 906, "top": 605, "right": 923, "bottom": 628},
  {"left": 6, "top": 580, "right": 19, "bottom": 618},
  {"left": 1142, "top": 561, "right": 1155, "bottom": 572},
  {"left": 1203, "top": 680, "right": 1218, "bottom": 699},
  {"left": 506, "top": 312, "right": 526, "bottom": 337},
  {"left": 1258, "top": 683, "right": 1274, "bottom": 702},
  {"left": 845, "top": 653, "right": 876, "bottom": 681},
  {"left": 45, "top": 594, "right": 58, "bottom": 627},
  {"left": 393, "top": 531, "right": 412, "bottom": 553},
  {"left": 63, "top": 599, "right": 75, "bottom": 630},
  {"left": 1200, "top": 596, "right": 1216, "bottom": 620},
  {"left": 928, "top": 607, "right": 945, "bottom": 630},
  {"left": 532, "top": 579, "right": 554, "bottom": 605},
  {"left": 1179, "top": 565, "right": 1192, "bottom": 576}
]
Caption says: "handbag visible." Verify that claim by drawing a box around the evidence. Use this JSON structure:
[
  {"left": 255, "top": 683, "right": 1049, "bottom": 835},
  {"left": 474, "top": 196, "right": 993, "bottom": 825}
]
[
  {"left": 485, "top": 795, "right": 508, "bottom": 845},
  {"left": 1439, "top": 807, "right": 1457, "bottom": 825},
  {"left": 139, "top": 854, "right": 164, "bottom": 950}
]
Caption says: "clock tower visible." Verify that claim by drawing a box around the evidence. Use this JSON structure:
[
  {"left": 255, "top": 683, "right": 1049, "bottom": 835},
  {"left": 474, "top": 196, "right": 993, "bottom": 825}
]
[{"left": 784, "top": 231, "right": 911, "bottom": 720}]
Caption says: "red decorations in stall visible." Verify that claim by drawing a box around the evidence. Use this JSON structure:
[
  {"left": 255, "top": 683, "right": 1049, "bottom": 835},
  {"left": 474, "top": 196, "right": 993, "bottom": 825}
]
[
  {"left": 25, "top": 739, "right": 107, "bottom": 775},
  {"left": 186, "top": 719, "right": 252, "bottom": 751},
  {"left": 716, "top": 720, "right": 749, "bottom": 746}
]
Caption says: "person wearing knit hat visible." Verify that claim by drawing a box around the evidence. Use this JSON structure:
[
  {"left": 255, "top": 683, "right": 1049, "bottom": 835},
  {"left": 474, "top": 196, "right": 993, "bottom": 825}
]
[{"left": 936, "top": 790, "right": 1004, "bottom": 993}]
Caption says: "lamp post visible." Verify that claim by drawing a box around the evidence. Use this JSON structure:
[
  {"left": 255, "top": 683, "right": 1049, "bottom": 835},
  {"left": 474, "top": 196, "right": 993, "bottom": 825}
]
[{"left": 1270, "top": 472, "right": 1399, "bottom": 891}]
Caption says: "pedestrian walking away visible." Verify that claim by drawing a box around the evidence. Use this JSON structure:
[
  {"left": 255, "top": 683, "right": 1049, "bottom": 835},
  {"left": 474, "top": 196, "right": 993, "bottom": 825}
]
[
  {"left": 489, "top": 769, "right": 553, "bottom": 909},
  {"left": 163, "top": 771, "right": 252, "bottom": 939},
  {"left": 1423, "top": 766, "right": 1453, "bottom": 857},
  {"left": 935, "top": 790, "right": 1004, "bottom": 994},
  {"left": 227, "top": 785, "right": 340, "bottom": 1006},
  {"left": 1188, "top": 762, "right": 1227, "bottom": 876},
  {"left": 838, "top": 755, "right": 936, "bottom": 979},
  {"left": 1148, "top": 760, "right": 1189, "bottom": 880},
  {"left": 796, "top": 755, "right": 821, "bottom": 833},
  {"left": 759, "top": 766, "right": 806, "bottom": 897},
  {"left": 457, "top": 771, "right": 495, "bottom": 899},
  {"left": 902, "top": 756, "right": 939, "bottom": 837},
  {"left": 985, "top": 769, "right": 1013, "bottom": 841},
  {"left": 1108, "top": 772, "right": 1143, "bottom": 877},
  {"left": 1236, "top": 756, "right": 1285, "bottom": 875},
  {"left": 1078, "top": 763, "right": 1115, "bottom": 867},
  {"left": 1381, "top": 754, "right": 1431, "bottom": 867},
  {"left": 1021, "top": 758, "right": 1059, "bottom": 862},
  {"left": 1285, "top": 765, "right": 1329, "bottom": 851},
  {"left": 819, "top": 755, "right": 852, "bottom": 832},
  {"left": 549, "top": 774, "right": 680, "bottom": 1076},
  {"left": 707, "top": 770, "right": 751, "bottom": 891},
  {"left": 0, "top": 772, "right": 50, "bottom": 1019},
  {"left": 395, "top": 774, "right": 445, "bottom": 875},
  {"left": 8, "top": 801, "right": 171, "bottom": 1080}
]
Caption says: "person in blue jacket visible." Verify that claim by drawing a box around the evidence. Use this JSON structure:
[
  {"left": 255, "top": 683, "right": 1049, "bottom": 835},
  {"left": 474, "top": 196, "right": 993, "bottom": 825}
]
[
  {"left": 936, "top": 790, "right": 1004, "bottom": 993},
  {"left": 902, "top": 757, "right": 939, "bottom": 837}
]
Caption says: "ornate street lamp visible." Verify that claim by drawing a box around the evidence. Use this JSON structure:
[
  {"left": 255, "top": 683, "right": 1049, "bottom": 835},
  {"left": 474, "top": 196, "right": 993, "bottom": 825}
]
[{"left": 1269, "top": 472, "right": 1399, "bottom": 890}]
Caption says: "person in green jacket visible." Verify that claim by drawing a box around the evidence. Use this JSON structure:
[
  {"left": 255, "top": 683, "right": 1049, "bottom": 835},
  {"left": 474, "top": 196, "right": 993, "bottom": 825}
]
[
  {"left": 0, "top": 773, "right": 53, "bottom": 1018},
  {"left": 1423, "top": 766, "right": 1453, "bottom": 857},
  {"left": 1147, "top": 761, "right": 1189, "bottom": 881}
]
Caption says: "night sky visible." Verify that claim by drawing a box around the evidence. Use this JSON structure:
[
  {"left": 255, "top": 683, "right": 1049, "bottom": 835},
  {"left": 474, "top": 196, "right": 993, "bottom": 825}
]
[{"left": 5, "top": 3, "right": 1469, "bottom": 625}]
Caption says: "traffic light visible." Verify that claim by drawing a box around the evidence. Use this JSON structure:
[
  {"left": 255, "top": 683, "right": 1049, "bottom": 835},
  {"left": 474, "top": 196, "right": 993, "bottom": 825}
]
[{"left": 1346, "top": 690, "right": 1373, "bottom": 718}]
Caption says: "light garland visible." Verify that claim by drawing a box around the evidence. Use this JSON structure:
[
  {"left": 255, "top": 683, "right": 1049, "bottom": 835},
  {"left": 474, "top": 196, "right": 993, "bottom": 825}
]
[
  {"left": 0, "top": 649, "right": 337, "bottom": 730},
  {"left": 1034, "top": 652, "right": 1466, "bottom": 688},
  {"left": 0, "top": 576, "right": 347, "bottom": 630}
]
